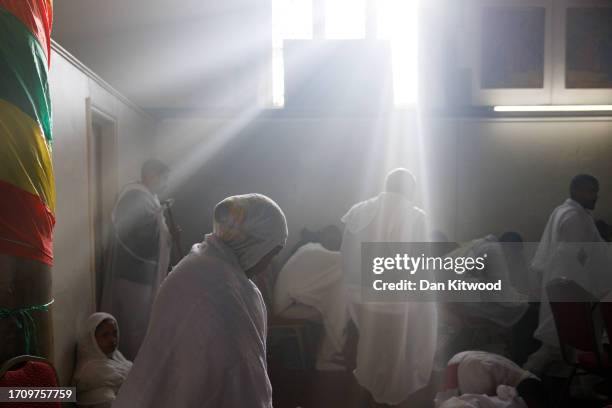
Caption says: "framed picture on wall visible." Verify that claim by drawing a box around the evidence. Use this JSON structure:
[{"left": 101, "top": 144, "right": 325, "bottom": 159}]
[
  {"left": 481, "top": 6, "right": 546, "bottom": 89},
  {"left": 550, "top": 0, "right": 612, "bottom": 104},
  {"left": 467, "top": 0, "right": 554, "bottom": 106},
  {"left": 565, "top": 7, "right": 612, "bottom": 88}
]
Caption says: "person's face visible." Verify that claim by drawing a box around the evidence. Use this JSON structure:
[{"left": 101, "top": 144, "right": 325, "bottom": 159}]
[
  {"left": 577, "top": 182, "right": 599, "bottom": 210},
  {"left": 245, "top": 245, "right": 283, "bottom": 279},
  {"left": 144, "top": 172, "right": 169, "bottom": 195},
  {"left": 95, "top": 319, "right": 118, "bottom": 355}
]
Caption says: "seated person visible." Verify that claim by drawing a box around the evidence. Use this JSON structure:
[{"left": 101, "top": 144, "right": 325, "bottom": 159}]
[
  {"left": 436, "top": 351, "right": 545, "bottom": 408},
  {"left": 72, "top": 313, "right": 132, "bottom": 408},
  {"left": 439, "top": 234, "right": 530, "bottom": 361},
  {"left": 272, "top": 225, "right": 348, "bottom": 370},
  {"left": 447, "top": 234, "right": 528, "bottom": 327}
]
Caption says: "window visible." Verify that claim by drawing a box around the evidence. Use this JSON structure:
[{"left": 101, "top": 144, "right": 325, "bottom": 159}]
[
  {"left": 271, "top": 0, "right": 419, "bottom": 107},
  {"left": 272, "top": 0, "right": 313, "bottom": 107},
  {"left": 325, "top": 0, "right": 366, "bottom": 39},
  {"left": 377, "top": 0, "right": 419, "bottom": 106}
]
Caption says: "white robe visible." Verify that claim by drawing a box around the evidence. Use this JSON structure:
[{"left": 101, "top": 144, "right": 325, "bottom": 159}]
[
  {"left": 72, "top": 313, "right": 132, "bottom": 407},
  {"left": 273, "top": 242, "right": 348, "bottom": 369},
  {"left": 531, "top": 198, "right": 609, "bottom": 346},
  {"left": 438, "top": 388, "right": 527, "bottom": 408},
  {"left": 112, "top": 236, "right": 272, "bottom": 408},
  {"left": 451, "top": 236, "right": 528, "bottom": 327},
  {"left": 450, "top": 351, "right": 535, "bottom": 395},
  {"left": 436, "top": 351, "right": 534, "bottom": 408},
  {"left": 100, "top": 182, "right": 171, "bottom": 359},
  {"left": 341, "top": 192, "right": 438, "bottom": 405}
]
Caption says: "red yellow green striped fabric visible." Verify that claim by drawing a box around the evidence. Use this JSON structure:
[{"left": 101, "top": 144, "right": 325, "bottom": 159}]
[{"left": 0, "top": 0, "right": 54, "bottom": 265}]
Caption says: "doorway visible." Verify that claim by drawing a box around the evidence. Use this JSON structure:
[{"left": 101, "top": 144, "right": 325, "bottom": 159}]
[{"left": 86, "top": 99, "right": 118, "bottom": 310}]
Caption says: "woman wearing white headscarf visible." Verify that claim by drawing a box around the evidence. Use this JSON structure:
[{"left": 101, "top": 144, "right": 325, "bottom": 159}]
[
  {"left": 112, "top": 194, "right": 288, "bottom": 408},
  {"left": 434, "top": 351, "right": 542, "bottom": 408},
  {"left": 72, "top": 313, "right": 132, "bottom": 408}
]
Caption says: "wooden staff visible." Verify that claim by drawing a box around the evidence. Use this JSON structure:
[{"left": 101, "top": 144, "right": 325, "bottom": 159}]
[{"left": 162, "top": 199, "right": 185, "bottom": 265}]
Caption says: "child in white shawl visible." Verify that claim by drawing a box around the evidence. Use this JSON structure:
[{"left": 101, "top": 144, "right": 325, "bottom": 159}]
[{"left": 72, "top": 313, "right": 132, "bottom": 408}]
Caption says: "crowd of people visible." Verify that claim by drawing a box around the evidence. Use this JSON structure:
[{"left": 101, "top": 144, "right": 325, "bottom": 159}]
[
  {"left": 2, "top": 2, "right": 610, "bottom": 407},
  {"left": 69, "top": 162, "right": 611, "bottom": 408}
]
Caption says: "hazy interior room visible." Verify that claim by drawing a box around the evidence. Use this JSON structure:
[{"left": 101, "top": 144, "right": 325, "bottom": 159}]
[{"left": 1, "top": 0, "right": 612, "bottom": 407}]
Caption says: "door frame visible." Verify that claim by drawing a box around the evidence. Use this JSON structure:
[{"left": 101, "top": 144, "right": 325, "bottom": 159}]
[{"left": 86, "top": 98, "right": 119, "bottom": 310}]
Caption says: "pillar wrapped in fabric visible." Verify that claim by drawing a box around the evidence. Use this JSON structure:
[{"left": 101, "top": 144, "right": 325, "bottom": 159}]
[{"left": 0, "top": 0, "right": 54, "bottom": 363}]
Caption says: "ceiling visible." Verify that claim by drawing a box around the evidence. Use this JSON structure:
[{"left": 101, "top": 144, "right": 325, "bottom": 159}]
[{"left": 52, "top": 0, "right": 271, "bottom": 111}]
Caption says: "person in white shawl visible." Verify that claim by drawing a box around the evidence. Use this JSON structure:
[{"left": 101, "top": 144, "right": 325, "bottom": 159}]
[
  {"left": 112, "top": 193, "right": 288, "bottom": 408},
  {"left": 435, "top": 351, "right": 543, "bottom": 408},
  {"left": 524, "top": 174, "right": 611, "bottom": 376},
  {"left": 72, "top": 313, "right": 132, "bottom": 408},
  {"left": 100, "top": 159, "right": 172, "bottom": 360},
  {"left": 446, "top": 234, "right": 528, "bottom": 328},
  {"left": 437, "top": 389, "right": 528, "bottom": 408},
  {"left": 273, "top": 225, "right": 348, "bottom": 370},
  {"left": 340, "top": 168, "right": 438, "bottom": 406}
]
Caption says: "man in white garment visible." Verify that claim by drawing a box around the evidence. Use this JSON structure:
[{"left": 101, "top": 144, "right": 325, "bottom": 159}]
[
  {"left": 113, "top": 194, "right": 287, "bottom": 408},
  {"left": 341, "top": 168, "right": 438, "bottom": 406},
  {"left": 100, "top": 159, "right": 172, "bottom": 360},
  {"left": 524, "top": 174, "right": 608, "bottom": 376},
  {"left": 273, "top": 225, "right": 348, "bottom": 370}
]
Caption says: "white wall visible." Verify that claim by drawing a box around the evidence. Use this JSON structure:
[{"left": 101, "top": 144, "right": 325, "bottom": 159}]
[
  {"left": 49, "top": 43, "right": 156, "bottom": 384},
  {"left": 53, "top": 0, "right": 271, "bottom": 110}
]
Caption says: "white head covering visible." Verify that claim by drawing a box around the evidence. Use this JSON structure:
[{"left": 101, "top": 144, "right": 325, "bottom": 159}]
[
  {"left": 212, "top": 194, "right": 288, "bottom": 271},
  {"left": 342, "top": 168, "right": 421, "bottom": 236},
  {"left": 457, "top": 356, "right": 498, "bottom": 395},
  {"left": 436, "top": 352, "right": 534, "bottom": 408},
  {"left": 72, "top": 313, "right": 132, "bottom": 406},
  {"left": 438, "top": 387, "right": 527, "bottom": 408},
  {"left": 452, "top": 351, "right": 534, "bottom": 395}
]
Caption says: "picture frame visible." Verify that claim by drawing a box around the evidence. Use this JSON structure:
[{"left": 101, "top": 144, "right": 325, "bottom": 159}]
[
  {"left": 551, "top": 0, "right": 612, "bottom": 104},
  {"left": 565, "top": 7, "right": 612, "bottom": 89},
  {"left": 467, "top": 0, "right": 554, "bottom": 106},
  {"left": 481, "top": 6, "right": 545, "bottom": 89}
]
